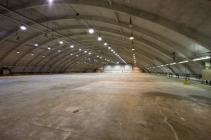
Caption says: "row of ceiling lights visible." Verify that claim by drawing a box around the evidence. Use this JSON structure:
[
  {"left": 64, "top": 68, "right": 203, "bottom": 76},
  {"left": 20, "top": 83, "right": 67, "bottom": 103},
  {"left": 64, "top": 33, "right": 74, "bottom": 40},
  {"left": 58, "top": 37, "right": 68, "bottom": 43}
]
[
  {"left": 17, "top": 25, "right": 116, "bottom": 65},
  {"left": 133, "top": 53, "right": 136, "bottom": 65},
  {"left": 18, "top": 9, "right": 126, "bottom": 65},
  {"left": 147, "top": 56, "right": 211, "bottom": 69},
  {"left": 131, "top": 39, "right": 136, "bottom": 65},
  {"left": 89, "top": 28, "right": 135, "bottom": 41},
  {"left": 88, "top": 28, "right": 126, "bottom": 64},
  {"left": 2, "top": 0, "right": 122, "bottom": 68},
  {"left": 47, "top": 0, "right": 130, "bottom": 64},
  {"left": 14, "top": 1, "right": 211, "bottom": 69},
  {"left": 9, "top": 0, "right": 137, "bottom": 68},
  {"left": 17, "top": 46, "right": 112, "bottom": 64},
  {"left": 48, "top": 0, "right": 130, "bottom": 64}
]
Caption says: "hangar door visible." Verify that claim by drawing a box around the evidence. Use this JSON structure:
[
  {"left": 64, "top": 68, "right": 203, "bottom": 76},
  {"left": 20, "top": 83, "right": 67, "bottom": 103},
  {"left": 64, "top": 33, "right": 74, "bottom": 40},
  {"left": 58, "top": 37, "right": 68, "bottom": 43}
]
[{"left": 103, "top": 65, "right": 132, "bottom": 73}]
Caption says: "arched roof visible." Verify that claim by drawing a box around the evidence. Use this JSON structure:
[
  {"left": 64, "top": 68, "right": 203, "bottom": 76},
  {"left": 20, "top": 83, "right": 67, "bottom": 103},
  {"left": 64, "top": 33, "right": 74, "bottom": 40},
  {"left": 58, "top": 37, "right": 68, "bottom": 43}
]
[{"left": 0, "top": 0, "right": 210, "bottom": 73}]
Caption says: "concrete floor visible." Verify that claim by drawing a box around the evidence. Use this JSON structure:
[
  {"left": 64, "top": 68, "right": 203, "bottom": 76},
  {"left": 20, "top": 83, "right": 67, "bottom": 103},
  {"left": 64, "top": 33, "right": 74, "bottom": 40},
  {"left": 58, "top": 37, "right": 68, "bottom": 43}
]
[{"left": 0, "top": 73, "right": 211, "bottom": 140}]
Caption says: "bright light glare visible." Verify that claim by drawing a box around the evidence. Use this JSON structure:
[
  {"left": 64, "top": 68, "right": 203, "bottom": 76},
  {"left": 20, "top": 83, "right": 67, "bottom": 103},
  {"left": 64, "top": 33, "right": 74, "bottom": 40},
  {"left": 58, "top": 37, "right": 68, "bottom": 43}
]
[
  {"left": 179, "top": 60, "right": 189, "bottom": 64},
  {"left": 129, "top": 36, "right": 134, "bottom": 40},
  {"left": 192, "top": 56, "right": 210, "bottom": 62},
  {"left": 97, "top": 36, "right": 102, "bottom": 41},
  {"left": 48, "top": 0, "right": 54, "bottom": 5},
  {"left": 70, "top": 45, "right": 74, "bottom": 48},
  {"left": 104, "top": 42, "right": 108, "bottom": 46},
  {"left": 170, "top": 62, "right": 176, "bottom": 65},
  {"left": 20, "top": 25, "right": 27, "bottom": 31},
  {"left": 59, "top": 41, "right": 64, "bottom": 45},
  {"left": 88, "top": 28, "right": 95, "bottom": 34}
]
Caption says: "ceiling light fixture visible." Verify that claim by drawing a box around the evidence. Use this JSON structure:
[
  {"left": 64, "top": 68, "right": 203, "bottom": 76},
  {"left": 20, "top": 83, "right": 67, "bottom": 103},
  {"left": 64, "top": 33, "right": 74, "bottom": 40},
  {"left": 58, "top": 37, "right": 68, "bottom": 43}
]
[
  {"left": 20, "top": 25, "right": 27, "bottom": 31},
  {"left": 34, "top": 43, "right": 39, "bottom": 47},
  {"left": 129, "top": 36, "right": 134, "bottom": 40},
  {"left": 47, "top": 47, "right": 51, "bottom": 50},
  {"left": 88, "top": 28, "right": 95, "bottom": 34},
  {"left": 59, "top": 41, "right": 64, "bottom": 45},
  {"left": 179, "top": 60, "right": 189, "bottom": 64},
  {"left": 104, "top": 42, "right": 108, "bottom": 46},
  {"left": 48, "top": 0, "right": 54, "bottom": 4},
  {"left": 192, "top": 56, "right": 210, "bottom": 62},
  {"left": 97, "top": 36, "right": 102, "bottom": 41},
  {"left": 70, "top": 45, "right": 74, "bottom": 48},
  {"left": 170, "top": 62, "right": 176, "bottom": 65},
  {"left": 129, "top": 16, "right": 133, "bottom": 28}
]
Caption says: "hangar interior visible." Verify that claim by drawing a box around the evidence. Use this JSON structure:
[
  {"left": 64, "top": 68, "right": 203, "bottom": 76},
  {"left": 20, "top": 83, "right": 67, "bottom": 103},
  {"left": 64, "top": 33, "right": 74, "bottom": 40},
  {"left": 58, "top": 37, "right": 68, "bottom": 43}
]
[{"left": 0, "top": 0, "right": 211, "bottom": 140}]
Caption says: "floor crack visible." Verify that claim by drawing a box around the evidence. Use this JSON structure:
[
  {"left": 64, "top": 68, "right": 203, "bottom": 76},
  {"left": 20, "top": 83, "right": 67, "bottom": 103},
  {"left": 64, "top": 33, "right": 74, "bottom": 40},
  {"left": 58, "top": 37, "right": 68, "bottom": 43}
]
[{"left": 160, "top": 110, "right": 179, "bottom": 140}]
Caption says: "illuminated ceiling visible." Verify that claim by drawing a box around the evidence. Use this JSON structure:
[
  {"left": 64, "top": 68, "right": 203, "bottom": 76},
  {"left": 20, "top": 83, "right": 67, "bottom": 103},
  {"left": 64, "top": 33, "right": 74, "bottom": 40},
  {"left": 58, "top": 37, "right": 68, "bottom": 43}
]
[{"left": 0, "top": 0, "right": 210, "bottom": 73}]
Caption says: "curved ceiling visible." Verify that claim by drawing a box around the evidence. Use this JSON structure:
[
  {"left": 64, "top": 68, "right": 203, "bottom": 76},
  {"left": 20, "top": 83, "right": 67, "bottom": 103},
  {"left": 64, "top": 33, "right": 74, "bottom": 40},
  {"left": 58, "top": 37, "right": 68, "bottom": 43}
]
[{"left": 0, "top": 0, "right": 210, "bottom": 73}]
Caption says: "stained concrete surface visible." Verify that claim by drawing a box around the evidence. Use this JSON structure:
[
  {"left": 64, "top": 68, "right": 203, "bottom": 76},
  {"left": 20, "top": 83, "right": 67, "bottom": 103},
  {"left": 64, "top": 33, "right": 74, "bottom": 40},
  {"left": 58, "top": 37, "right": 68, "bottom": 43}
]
[{"left": 0, "top": 73, "right": 211, "bottom": 140}]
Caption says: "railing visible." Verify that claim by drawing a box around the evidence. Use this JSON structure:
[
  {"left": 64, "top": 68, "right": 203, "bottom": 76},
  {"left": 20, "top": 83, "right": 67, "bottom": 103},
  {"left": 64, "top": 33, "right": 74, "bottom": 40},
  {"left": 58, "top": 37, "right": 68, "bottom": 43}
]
[{"left": 149, "top": 72, "right": 211, "bottom": 86}]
